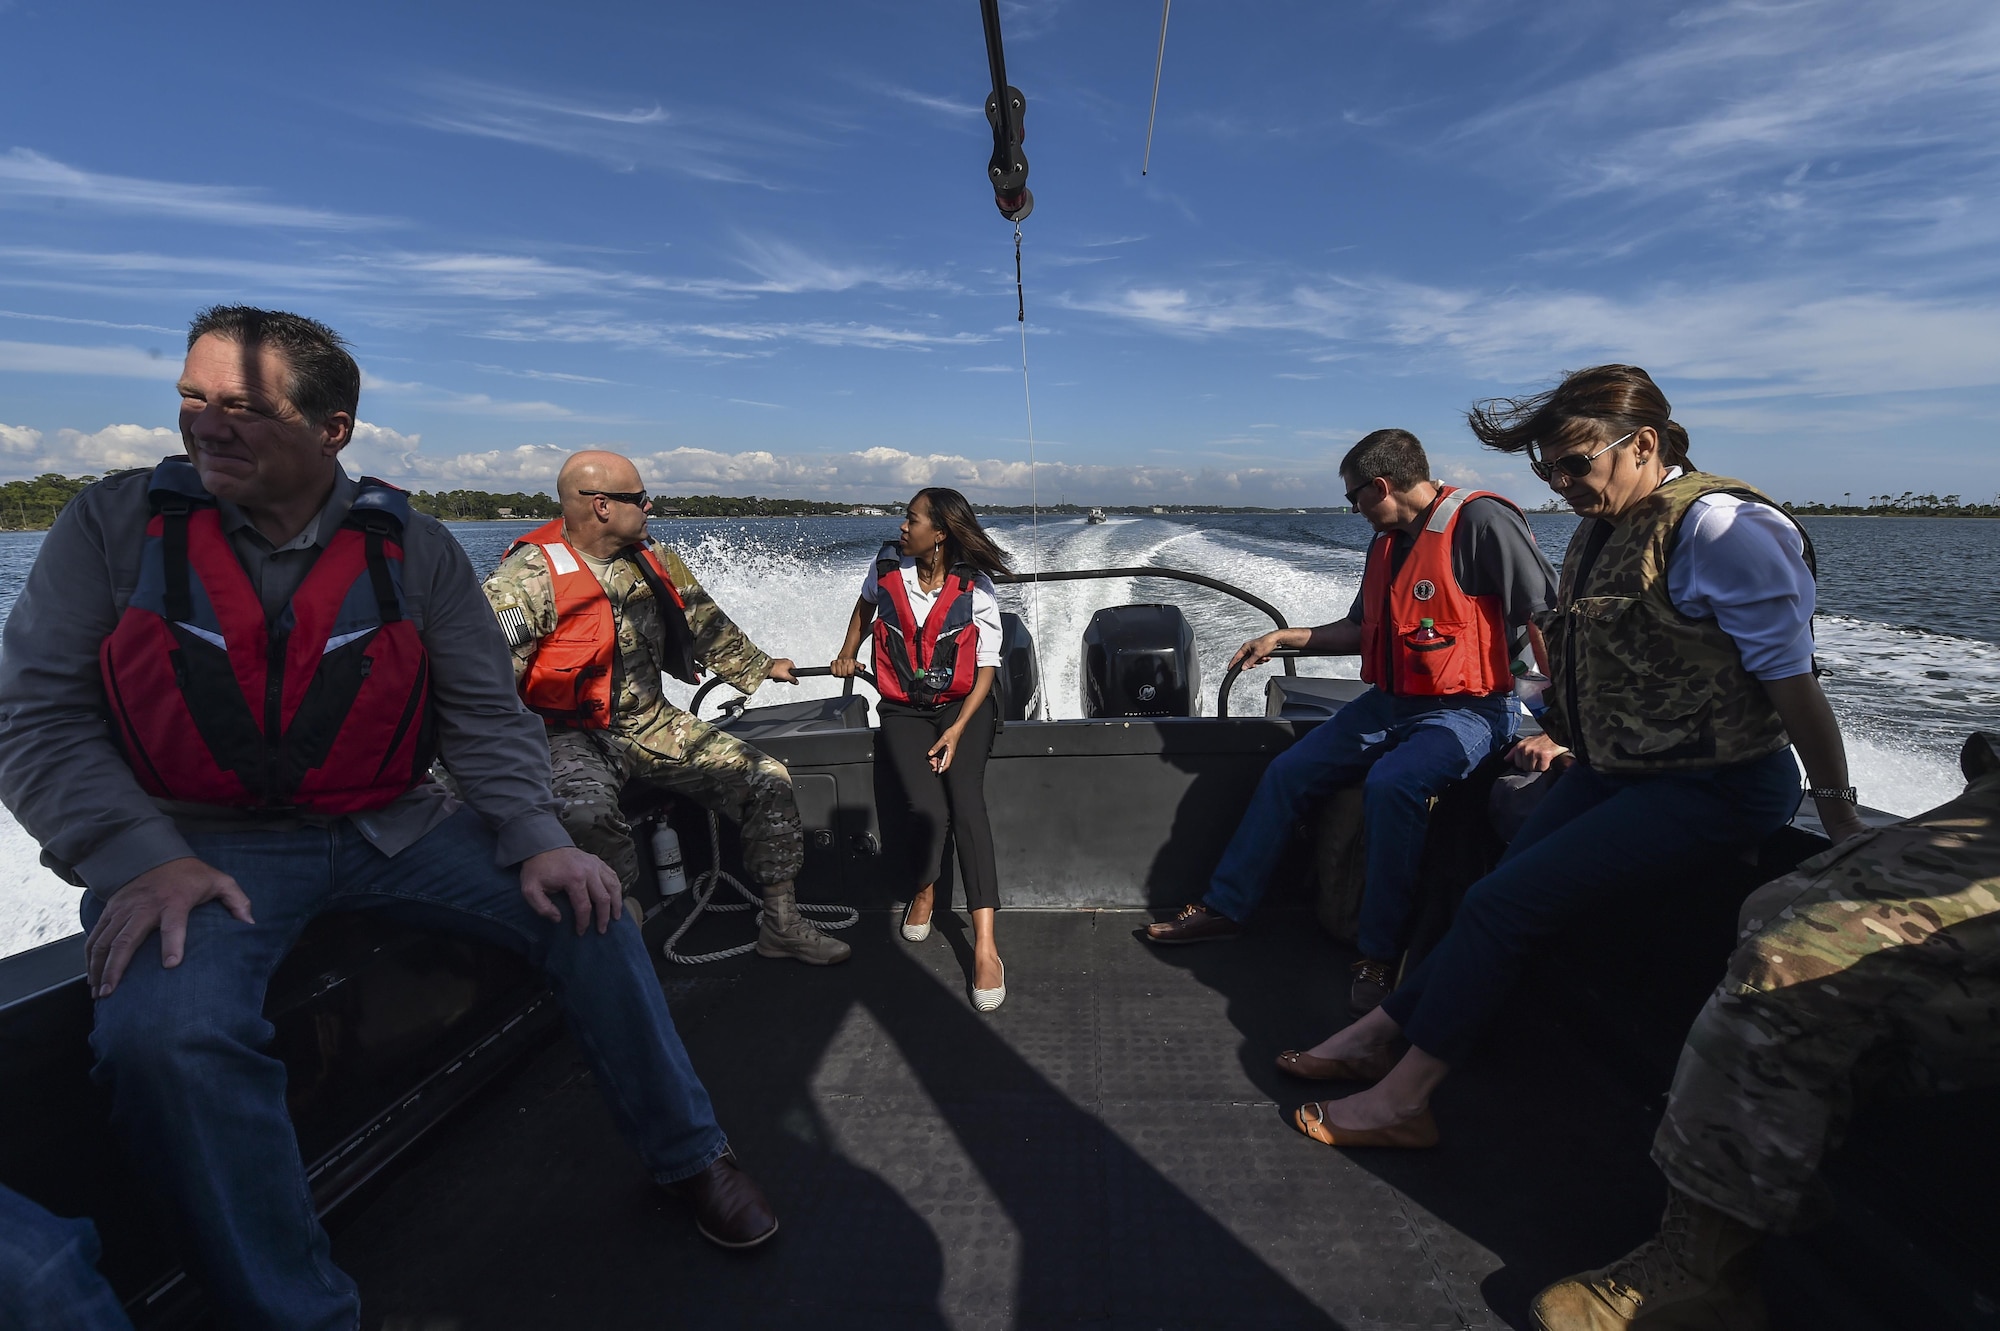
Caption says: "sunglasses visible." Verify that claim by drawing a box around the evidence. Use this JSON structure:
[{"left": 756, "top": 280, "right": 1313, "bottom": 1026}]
[
  {"left": 1529, "top": 431, "right": 1636, "bottom": 482},
  {"left": 579, "top": 489, "right": 651, "bottom": 509},
  {"left": 1344, "top": 478, "right": 1379, "bottom": 508}
]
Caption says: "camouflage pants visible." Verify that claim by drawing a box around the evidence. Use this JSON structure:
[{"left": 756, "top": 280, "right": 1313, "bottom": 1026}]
[
  {"left": 1653, "top": 823, "right": 2000, "bottom": 1233},
  {"left": 547, "top": 718, "right": 805, "bottom": 894}
]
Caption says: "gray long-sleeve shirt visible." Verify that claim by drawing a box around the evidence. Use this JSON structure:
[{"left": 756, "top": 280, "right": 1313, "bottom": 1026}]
[{"left": 0, "top": 463, "right": 571, "bottom": 899}]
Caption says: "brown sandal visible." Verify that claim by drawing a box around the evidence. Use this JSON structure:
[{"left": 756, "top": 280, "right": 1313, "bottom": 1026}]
[
  {"left": 1273, "top": 1048, "right": 1398, "bottom": 1083},
  {"left": 1293, "top": 1102, "right": 1439, "bottom": 1149}
]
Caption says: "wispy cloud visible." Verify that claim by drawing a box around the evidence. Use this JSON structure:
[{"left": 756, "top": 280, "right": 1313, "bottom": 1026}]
[
  {"left": 686, "top": 235, "right": 955, "bottom": 296},
  {"left": 397, "top": 75, "right": 814, "bottom": 185},
  {"left": 0, "top": 148, "right": 393, "bottom": 229},
  {"left": 0, "top": 339, "right": 179, "bottom": 380},
  {"left": 867, "top": 82, "right": 982, "bottom": 121},
  {"left": 0, "top": 308, "right": 181, "bottom": 335},
  {"left": 485, "top": 313, "right": 993, "bottom": 356}
]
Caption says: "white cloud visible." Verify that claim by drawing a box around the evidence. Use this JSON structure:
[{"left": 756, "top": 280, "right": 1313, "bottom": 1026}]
[
  {"left": 0, "top": 423, "right": 179, "bottom": 477},
  {"left": 1065, "top": 269, "right": 2000, "bottom": 398},
  {"left": 0, "top": 148, "right": 392, "bottom": 229},
  {"left": 0, "top": 339, "right": 178, "bottom": 380}
]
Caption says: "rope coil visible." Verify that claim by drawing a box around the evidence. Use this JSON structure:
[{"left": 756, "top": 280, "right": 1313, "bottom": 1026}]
[{"left": 659, "top": 809, "right": 859, "bottom": 965}]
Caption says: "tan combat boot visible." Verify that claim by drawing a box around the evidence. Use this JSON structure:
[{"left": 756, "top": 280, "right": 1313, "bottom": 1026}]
[
  {"left": 1531, "top": 1188, "right": 1768, "bottom": 1331},
  {"left": 754, "top": 881, "right": 851, "bottom": 965}
]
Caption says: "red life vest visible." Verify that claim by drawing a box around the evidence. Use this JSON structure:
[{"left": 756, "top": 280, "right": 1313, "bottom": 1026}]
[
  {"left": 1357, "top": 486, "right": 1518, "bottom": 698},
  {"left": 870, "top": 543, "right": 981, "bottom": 708},
  {"left": 505, "top": 518, "right": 698, "bottom": 729},
  {"left": 98, "top": 459, "right": 435, "bottom": 813}
]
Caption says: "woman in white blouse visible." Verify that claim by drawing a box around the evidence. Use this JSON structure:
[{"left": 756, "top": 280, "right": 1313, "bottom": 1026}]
[
  {"left": 1281, "top": 363, "right": 1864, "bottom": 1151},
  {"left": 832, "top": 489, "right": 1012, "bottom": 1010}
]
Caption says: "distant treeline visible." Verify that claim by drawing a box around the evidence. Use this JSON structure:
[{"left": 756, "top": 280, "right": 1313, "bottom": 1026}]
[
  {"left": 0, "top": 474, "right": 95, "bottom": 530},
  {"left": 8, "top": 476, "right": 1987, "bottom": 533},
  {"left": 1785, "top": 493, "right": 2000, "bottom": 518}
]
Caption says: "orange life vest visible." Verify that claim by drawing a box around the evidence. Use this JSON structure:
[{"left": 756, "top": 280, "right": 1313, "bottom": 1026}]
[
  {"left": 506, "top": 519, "right": 698, "bottom": 729},
  {"left": 1358, "top": 486, "right": 1517, "bottom": 698}
]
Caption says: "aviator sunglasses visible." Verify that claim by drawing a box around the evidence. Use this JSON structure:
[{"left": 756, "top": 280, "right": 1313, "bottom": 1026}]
[{"left": 1528, "top": 430, "right": 1636, "bottom": 483}]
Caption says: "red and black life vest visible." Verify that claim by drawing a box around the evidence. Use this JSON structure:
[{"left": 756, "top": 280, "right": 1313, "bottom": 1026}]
[
  {"left": 1358, "top": 485, "right": 1518, "bottom": 698},
  {"left": 870, "top": 543, "right": 981, "bottom": 708},
  {"left": 504, "top": 519, "right": 699, "bottom": 729},
  {"left": 98, "top": 459, "right": 436, "bottom": 814}
]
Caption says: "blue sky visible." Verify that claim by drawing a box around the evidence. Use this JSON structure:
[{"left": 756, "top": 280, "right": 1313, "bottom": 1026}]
[{"left": 2, "top": 0, "right": 1998, "bottom": 507}]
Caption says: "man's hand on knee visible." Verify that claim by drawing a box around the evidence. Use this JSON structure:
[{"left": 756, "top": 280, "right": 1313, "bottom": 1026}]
[
  {"left": 86, "top": 857, "right": 255, "bottom": 998},
  {"left": 521, "top": 847, "right": 623, "bottom": 935}
]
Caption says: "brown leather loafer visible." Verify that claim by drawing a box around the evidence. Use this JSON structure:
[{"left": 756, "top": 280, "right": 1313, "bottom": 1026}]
[
  {"left": 1273, "top": 1047, "right": 1399, "bottom": 1083},
  {"left": 1143, "top": 903, "right": 1242, "bottom": 945},
  {"left": 1292, "top": 1102, "right": 1439, "bottom": 1149},
  {"left": 665, "top": 1149, "right": 779, "bottom": 1249}
]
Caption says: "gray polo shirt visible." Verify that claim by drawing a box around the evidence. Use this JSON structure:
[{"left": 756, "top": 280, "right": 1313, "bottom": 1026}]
[{"left": 0, "top": 462, "right": 571, "bottom": 898}]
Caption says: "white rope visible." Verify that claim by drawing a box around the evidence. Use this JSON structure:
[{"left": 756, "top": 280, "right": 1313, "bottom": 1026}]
[
  {"left": 660, "top": 809, "right": 859, "bottom": 965},
  {"left": 1015, "top": 220, "right": 1048, "bottom": 719}
]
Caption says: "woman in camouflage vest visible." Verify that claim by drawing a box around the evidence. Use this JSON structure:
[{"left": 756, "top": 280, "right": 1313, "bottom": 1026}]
[{"left": 1282, "top": 364, "right": 1865, "bottom": 1151}]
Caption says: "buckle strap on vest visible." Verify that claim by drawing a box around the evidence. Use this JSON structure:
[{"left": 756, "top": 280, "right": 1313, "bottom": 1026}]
[{"left": 161, "top": 509, "right": 194, "bottom": 626}]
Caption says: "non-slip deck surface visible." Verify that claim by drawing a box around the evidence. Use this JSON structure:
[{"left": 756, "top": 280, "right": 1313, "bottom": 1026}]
[{"left": 331, "top": 909, "right": 1683, "bottom": 1330}]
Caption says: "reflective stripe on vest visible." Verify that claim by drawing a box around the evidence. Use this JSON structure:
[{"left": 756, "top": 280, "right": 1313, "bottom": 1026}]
[
  {"left": 505, "top": 519, "right": 694, "bottom": 728},
  {"left": 870, "top": 543, "right": 979, "bottom": 708},
  {"left": 1357, "top": 485, "right": 1516, "bottom": 698},
  {"left": 98, "top": 459, "right": 435, "bottom": 814}
]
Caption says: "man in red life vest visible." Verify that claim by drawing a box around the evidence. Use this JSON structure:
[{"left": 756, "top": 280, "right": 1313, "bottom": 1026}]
[
  {"left": 0, "top": 308, "right": 778, "bottom": 1327},
  {"left": 1144, "top": 430, "right": 1557, "bottom": 1014},
  {"left": 482, "top": 451, "right": 850, "bottom": 965}
]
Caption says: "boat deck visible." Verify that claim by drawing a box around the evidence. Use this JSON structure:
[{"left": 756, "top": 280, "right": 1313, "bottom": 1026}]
[{"left": 328, "top": 907, "right": 1733, "bottom": 1330}]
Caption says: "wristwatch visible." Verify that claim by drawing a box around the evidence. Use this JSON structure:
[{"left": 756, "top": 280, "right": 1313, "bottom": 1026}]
[{"left": 1805, "top": 785, "right": 1859, "bottom": 804}]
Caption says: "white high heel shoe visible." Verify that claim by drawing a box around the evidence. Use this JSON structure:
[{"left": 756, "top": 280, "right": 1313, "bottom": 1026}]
[
  {"left": 972, "top": 960, "right": 1006, "bottom": 1012},
  {"left": 900, "top": 899, "right": 932, "bottom": 942}
]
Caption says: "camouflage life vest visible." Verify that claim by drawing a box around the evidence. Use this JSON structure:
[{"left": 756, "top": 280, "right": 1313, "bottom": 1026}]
[{"left": 1537, "top": 471, "right": 1815, "bottom": 773}]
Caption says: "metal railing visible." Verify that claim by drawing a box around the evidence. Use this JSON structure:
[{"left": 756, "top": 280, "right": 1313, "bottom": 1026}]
[
  {"left": 688, "top": 565, "right": 1307, "bottom": 722},
  {"left": 689, "top": 664, "right": 876, "bottom": 721},
  {"left": 1215, "top": 647, "right": 1348, "bottom": 719}
]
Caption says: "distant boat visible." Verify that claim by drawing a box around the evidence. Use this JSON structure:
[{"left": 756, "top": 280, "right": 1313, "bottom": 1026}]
[{"left": 1086, "top": 507, "right": 1107, "bottom": 524}]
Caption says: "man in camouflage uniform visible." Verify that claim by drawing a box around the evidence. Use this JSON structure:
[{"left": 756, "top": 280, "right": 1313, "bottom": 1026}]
[
  {"left": 1534, "top": 730, "right": 2000, "bottom": 1330},
  {"left": 483, "top": 450, "right": 849, "bottom": 965}
]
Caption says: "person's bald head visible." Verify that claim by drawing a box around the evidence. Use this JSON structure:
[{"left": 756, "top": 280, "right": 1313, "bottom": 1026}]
[{"left": 557, "top": 449, "right": 652, "bottom": 553}]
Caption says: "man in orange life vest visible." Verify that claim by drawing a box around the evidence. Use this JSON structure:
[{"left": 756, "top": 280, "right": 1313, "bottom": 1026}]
[
  {"left": 0, "top": 308, "right": 778, "bottom": 1328},
  {"left": 1144, "top": 429, "right": 1558, "bottom": 1014},
  {"left": 482, "top": 450, "right": 850, "bottom": 965}
]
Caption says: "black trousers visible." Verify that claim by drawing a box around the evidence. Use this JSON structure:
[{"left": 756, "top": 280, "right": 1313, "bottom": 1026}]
[{"left": 877, "top": 696, "right": 1001, "bottom": 913}]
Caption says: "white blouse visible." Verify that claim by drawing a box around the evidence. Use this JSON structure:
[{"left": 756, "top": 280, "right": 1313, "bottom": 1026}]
[
  {"left": 1661, "top": 469, "right": 1817, "bottom": 680},
  {"left": 860, "top": 556, "right": 1005, "bottom": 669}
]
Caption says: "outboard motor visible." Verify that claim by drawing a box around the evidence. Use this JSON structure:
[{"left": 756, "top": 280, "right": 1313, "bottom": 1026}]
[
  {"left": 996, "top": 611, "right": 1039, "bottom": 721},
  {"left": 1081, "top": 604, "right": 1197, "bottom": 718}
]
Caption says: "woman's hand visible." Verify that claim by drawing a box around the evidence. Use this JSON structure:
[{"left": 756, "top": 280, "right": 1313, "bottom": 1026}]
[
  {"left": 928, "top": 726, "right": 964, "bottom": 774},
  {"left": 830, "top": 655, "right": 861, "bottom": 679}
]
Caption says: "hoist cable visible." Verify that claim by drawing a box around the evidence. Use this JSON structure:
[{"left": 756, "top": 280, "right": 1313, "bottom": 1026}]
[
  {"left": 1142, "top": 0, "right": 1172, "bottom": 176},
  {"left": 1014, "top": 220, "right": 1046, "bottom": 718}
]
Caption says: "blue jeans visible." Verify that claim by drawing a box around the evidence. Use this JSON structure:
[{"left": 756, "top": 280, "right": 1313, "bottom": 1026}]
[
  {"left": 82, "top": 806, "right": 726, "bottom": 1331},
  {"left": 1204, "top": 687, "right": 1516, "bottom": 957},
  {"left": 1379, "top": 746, "right": 1804, "bottom": 1066},
  {"left": 0, "top": 1186, "right": 133, "bottom": 1331}
]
